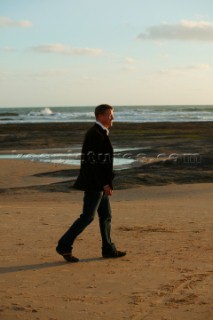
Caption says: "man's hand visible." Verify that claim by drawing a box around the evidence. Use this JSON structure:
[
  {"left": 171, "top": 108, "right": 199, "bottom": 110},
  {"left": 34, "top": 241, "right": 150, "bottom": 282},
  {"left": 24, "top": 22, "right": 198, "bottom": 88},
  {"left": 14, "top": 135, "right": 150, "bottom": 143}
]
[{"left": 103, "top": 185, "right": 113, "bottom": 196}]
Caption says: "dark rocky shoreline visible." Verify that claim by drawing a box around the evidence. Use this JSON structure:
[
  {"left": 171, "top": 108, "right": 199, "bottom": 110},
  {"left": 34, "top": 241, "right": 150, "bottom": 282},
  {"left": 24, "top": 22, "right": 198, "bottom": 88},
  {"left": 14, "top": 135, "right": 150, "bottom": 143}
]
[{"left": 0, "top": 122, "right": 212, "bottom": 189}]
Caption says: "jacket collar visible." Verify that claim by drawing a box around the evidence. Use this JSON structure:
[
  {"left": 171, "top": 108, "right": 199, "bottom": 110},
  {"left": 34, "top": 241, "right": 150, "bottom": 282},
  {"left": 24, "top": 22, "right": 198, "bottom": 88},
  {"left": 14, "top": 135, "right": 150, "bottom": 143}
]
[{"left": 95, "top": 121, "right": 109, "bottom": 135}]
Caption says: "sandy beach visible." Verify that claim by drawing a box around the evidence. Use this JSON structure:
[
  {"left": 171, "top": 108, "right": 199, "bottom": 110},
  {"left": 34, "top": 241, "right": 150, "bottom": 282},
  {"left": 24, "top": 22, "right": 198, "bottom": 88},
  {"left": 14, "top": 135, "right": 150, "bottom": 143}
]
[{"left": 0, "top": 122, "right": 213, "bottom": 319}]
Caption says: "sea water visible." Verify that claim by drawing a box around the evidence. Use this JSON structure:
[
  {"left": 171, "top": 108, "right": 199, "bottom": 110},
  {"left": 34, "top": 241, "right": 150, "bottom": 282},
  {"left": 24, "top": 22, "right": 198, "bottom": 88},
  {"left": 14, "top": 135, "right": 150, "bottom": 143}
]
[
  {"left": 0, "top": 149, "right": 138, "bottom": 169},
  {"left": 0, "top": 105, "right": 213, "bottom": 124}
]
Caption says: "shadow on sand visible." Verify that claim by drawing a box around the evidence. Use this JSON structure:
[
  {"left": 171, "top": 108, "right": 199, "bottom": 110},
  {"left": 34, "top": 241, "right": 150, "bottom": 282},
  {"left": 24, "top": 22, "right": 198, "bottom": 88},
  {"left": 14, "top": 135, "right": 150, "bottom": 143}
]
[{"left": 0, "top": 257, "right": 103, "bottom": 274}]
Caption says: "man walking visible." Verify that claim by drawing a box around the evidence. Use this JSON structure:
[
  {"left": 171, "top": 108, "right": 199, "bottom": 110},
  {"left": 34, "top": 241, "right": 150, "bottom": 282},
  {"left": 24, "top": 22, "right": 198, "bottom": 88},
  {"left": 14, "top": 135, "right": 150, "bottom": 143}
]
[{"left": 56, "top": 104, "right": 126, "bottom": 262}]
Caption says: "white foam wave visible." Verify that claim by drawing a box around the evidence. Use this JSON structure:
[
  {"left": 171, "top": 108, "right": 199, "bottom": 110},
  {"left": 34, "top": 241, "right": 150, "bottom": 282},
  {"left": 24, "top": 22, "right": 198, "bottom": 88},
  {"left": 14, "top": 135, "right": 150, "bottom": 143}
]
[
  {"left": 28, "top": 107, "right": 54, "bottom": 117},
  {"left": 40, "top": 107, "right": 53, "bottom": 115}
]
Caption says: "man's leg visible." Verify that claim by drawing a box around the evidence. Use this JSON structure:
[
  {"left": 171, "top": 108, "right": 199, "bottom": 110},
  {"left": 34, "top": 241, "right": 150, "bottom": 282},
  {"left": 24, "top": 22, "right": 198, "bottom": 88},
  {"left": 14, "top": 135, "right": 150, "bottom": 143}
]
[
  {"left": 98, "top": 194, "right": 126, "bottom": 258},
  {"left": 57, "top": 191, "right": 102, "bottom": 255},
  {"left": 98, "top": 194, "right": 116, "bottom": 255}
]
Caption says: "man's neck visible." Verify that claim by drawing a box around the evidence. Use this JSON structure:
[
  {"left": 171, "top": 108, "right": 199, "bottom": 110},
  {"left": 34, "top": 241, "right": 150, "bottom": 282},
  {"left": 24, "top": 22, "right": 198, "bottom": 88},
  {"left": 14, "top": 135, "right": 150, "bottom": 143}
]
[{"left": 95, "top": 121, "right": 109, "bottom": 135}]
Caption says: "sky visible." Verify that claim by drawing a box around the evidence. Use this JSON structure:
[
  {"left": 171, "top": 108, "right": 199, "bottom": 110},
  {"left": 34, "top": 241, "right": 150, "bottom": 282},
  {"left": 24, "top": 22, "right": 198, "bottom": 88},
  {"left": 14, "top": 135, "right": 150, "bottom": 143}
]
[{"left": 0, "top": 0, "right": 213, "bottom": 108}]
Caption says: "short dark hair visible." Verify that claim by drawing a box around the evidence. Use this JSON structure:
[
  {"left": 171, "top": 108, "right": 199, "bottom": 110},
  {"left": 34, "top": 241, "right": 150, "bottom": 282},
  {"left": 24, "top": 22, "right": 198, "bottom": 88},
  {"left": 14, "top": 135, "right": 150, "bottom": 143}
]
[{"left": 95, "top": 104, "right": 113, "bottom": 118}]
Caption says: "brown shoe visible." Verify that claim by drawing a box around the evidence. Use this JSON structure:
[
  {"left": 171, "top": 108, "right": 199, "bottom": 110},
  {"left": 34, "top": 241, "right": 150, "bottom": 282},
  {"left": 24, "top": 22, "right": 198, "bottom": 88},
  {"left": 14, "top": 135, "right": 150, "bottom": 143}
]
[
  {"left": 102, "top": 250, "right": 126, "bottom": 259},
  {"left": 56, "top": 246, "right": 79, "bottom": 263}
]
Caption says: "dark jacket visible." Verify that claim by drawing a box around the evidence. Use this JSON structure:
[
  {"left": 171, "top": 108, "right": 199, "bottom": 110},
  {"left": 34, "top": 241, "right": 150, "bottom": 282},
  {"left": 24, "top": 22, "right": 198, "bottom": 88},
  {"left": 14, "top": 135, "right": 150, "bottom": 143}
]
[{"left": 73, "top": 124, "right": 114, "bottom": 191}]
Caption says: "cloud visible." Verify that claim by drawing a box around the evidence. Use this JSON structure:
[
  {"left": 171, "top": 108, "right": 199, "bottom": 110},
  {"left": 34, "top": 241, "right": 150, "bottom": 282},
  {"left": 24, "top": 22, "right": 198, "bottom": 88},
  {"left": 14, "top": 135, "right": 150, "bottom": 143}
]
[
  {"left": 125, "top": 57, "right": 136, "bottom": 64},
  {"left": 81, "top": 75, "right": 96, "bottom": 81},
  {"left": 0, "top": 16, "right": 32, "bottom": 28},
  {"left": 137, "top": 20, "right": 213, "bottom": 42},
  {"left": 30, "top": 69, "right": 67, "bottom": 79},
  {"left": 0, "top": 71, "right": 7, "bottom": 81},
  {"left": 157, "top": 64, "right": 212, "bottom": 76},
  {"left": 122, "top": 65, "right": 136, "bottom": 72},
  {"left": 122, "top": 56, "right": 137, "bottom": 72},
  {"left": 30, "top": 43, "right": 103, "bottom": 56},
  {"left": 0, "top": 71, "right": 14, "bottom": 81},
  {"left": 184, "top": 64, "right": 212, "bottom": 71},
  {"left": 0, "top": 46, "right": 16, "bottom": 52}
]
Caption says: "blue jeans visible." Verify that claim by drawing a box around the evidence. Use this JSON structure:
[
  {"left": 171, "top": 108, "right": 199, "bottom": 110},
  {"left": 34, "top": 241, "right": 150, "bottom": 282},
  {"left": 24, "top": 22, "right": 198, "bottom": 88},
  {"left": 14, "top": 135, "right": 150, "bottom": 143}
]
[{"left": 58, "top": 191, "right": 116, "bottom": 254}]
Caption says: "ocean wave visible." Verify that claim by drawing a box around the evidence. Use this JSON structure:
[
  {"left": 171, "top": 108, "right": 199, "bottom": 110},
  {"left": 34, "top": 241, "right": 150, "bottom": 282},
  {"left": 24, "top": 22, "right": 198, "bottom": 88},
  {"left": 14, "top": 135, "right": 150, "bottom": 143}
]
[
  {"left": 28, "top": 107, "right": 54, "bottom": 117},
  {"left": 0, "top": 105, "right": 213, "bottom": 124}
]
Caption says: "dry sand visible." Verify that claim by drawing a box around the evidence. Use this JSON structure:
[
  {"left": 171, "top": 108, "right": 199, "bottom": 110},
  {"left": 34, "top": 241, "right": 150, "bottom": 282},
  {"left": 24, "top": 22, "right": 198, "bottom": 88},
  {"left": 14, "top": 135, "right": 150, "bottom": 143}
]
[{"left": 0, "top": 159, "right": 213, "bottom": 320}]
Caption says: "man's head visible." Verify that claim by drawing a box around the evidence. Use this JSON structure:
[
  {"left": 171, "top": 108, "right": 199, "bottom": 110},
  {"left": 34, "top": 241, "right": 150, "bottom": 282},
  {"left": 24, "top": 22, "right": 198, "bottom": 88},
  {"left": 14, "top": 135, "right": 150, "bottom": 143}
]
[{"left": 95, "top": 104, "right": 114, "bottom": 129}]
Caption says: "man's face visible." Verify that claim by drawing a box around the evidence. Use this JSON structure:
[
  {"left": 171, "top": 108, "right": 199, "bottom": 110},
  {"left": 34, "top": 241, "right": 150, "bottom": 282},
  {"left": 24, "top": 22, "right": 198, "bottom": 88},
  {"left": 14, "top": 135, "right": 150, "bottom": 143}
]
[{"left": 99, "top": 109, "right": 114, "bottom": 129}]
